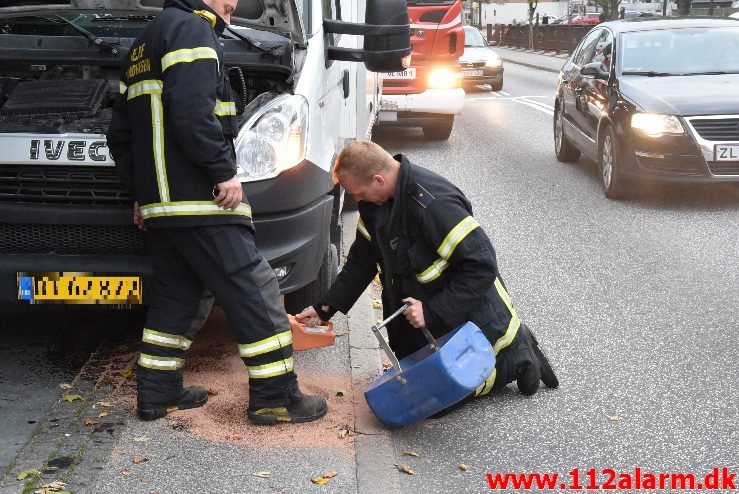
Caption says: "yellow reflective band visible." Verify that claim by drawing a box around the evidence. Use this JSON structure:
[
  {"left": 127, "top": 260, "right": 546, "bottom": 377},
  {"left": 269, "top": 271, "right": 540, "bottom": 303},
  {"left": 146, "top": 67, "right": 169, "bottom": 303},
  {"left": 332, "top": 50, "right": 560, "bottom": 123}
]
[
  {"left": 238, "top": 330, "right": 292, "bottom": 358},
  {"left": 150, "top": 92, "right": 169, "bottom": 202},
  {"left": 215, "top": 100, "right": 237, "bottom": 116},
  {"left": 357, "top": 217, "right": 371, "bottom": 241},
  {"left": 492, "top": 277, "right": 520, "bottom": 354},
  {"left": 193, "top": 9, "right": 217, "bottom": 27},
  {"left": 138, "top": 353, "right": 184, "bottom": 371},
  {"left": 475, "top": 368, "right": 497, "bottom": 396},
  {"left": 416, "top": 257, "right": 449, "bottom": 284},
  {"left": 126, "top": 79, "right": 163, "bottom": 100},
  {"left": 142, "top": 328, "right": 192, "bottom": 350},
  {"left": 161, "top": 47, "right": 218, "bottom": 73},
  {"left": 247, "top": 357, "right": 294, "bottom": 379},
  {"left": 139, "top": 201, "right": 252, "bottom": 220},
  {"left": 416, "top": 216, "right": 479, "bottom": 284},
  {"left": 436, "top": 216, "right": 480, "bottom": 259},
  {"left": 119, "top": 81, "right": 128, "bottom": 94}
]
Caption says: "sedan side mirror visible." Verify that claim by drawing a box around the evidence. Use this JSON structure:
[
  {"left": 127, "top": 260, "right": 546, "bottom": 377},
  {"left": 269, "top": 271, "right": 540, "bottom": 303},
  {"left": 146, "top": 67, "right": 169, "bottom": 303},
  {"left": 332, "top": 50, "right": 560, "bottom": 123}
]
[
  {"left": 580, "top": 61, "right": 610, "bottom": 80},
  {"left": 324, "top": 0, "right": 411, "bottom": 72}
]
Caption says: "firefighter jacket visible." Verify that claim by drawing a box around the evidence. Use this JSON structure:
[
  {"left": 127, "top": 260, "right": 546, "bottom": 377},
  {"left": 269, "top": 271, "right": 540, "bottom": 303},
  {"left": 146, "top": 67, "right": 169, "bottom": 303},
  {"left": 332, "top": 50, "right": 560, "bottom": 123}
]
[
  {"left": 320, "top": 155, "right": 522, "bottom": 359},
  {"left": 107, "top": 0, "right": 250, "bottom": 229}
]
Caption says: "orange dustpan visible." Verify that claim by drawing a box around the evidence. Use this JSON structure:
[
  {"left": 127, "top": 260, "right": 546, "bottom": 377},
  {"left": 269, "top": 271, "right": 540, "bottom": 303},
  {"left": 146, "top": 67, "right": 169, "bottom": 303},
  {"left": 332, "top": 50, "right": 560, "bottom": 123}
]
[{"left": 288, "top": 315, "right": 336, "bottom": 351}]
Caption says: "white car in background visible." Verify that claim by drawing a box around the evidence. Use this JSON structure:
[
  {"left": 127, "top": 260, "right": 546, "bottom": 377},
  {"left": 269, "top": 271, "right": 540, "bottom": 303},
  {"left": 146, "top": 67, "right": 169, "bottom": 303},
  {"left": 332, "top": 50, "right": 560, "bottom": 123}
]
[{"left": 459, "top": 26, "right": 504, "bottom": 91}]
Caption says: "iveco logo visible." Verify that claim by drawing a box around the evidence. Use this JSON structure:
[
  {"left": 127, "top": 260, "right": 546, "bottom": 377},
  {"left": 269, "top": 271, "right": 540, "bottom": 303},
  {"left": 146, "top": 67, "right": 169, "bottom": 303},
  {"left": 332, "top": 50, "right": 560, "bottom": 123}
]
[{"left": 29, "top": 139, "right": 108, "bottom": 161}]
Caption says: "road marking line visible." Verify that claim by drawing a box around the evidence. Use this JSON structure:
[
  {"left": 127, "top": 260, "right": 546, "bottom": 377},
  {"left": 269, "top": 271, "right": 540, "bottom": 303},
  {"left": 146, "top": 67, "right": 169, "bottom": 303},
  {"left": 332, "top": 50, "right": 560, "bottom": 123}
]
[
  {"left": 516, "top": 97, "right": 555, "bottom": 111},
  {"left": 515, "top": 99, "right": 554, "bottom": 116}
]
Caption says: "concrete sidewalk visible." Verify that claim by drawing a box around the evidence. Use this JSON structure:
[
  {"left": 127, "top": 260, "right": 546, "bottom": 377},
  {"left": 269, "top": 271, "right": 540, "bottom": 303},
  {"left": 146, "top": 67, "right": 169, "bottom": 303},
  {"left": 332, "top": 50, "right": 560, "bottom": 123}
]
[{"left": 493, "top": 45, "right": 569, "bottom": 73}]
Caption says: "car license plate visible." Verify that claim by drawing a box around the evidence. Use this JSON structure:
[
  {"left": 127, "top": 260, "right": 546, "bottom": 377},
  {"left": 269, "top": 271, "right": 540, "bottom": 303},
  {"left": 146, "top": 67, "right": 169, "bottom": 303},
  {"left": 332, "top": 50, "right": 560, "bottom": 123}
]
[
  {"left": 17, "top": 272, "right": 142, "bottom": 305},
  {"left": 714, "top": 144, "right": 739, "bottom": 161},
  {"left": 463, "top": 69, "right": 484, "bottom": 77},
  {"left": 386, "top": 68, "right": 416, "bottom": 80}
]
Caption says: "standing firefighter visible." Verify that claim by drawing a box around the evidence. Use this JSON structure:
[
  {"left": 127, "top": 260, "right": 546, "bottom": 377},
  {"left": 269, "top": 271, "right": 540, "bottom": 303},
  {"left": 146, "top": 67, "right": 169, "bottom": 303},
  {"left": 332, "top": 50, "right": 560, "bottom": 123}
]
[
  {"left": 298, "top": 141, "right": 558, "bottom": 403},
  {"left": 107, "top": 0, "right": 327, "bottom": 424}
]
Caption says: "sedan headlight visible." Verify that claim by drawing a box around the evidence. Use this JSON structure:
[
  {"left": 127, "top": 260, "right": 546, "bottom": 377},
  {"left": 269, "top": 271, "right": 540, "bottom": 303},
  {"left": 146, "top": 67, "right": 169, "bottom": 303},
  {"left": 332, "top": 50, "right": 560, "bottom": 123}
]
[
  {"left": 428, "top": 67, "right": 461, "bottom": 89},
  {"left": 631, "top": 113, "right": 684, "bottom": 137},
  {"left": 234, "top": 94, "right": 308, "bottom": 181},
  {"left": 485, "top": 55, "right": 503, "bottom": 68}
]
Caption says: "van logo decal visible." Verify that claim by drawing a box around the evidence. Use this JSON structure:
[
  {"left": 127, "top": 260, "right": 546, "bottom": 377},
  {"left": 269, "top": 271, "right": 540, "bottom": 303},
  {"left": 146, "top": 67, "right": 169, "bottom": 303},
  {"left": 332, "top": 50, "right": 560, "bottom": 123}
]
[{"left": 29, "top": 140, "right": 108, "bottom": 162}]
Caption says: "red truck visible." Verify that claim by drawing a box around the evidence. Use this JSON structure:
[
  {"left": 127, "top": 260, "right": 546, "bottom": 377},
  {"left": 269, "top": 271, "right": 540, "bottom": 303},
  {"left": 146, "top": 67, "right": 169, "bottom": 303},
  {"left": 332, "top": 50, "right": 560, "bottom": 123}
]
[{"left": 377, "top": 0, "right": 464, "bottom": 140}]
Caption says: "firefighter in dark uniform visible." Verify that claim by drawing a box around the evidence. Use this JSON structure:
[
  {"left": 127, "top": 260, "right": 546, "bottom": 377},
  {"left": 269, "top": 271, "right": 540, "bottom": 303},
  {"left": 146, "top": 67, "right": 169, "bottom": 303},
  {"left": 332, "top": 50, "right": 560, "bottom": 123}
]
[
  {"left": 107, "top": 0, "right": 327, "bottom": 424},
  {"left": 298, "top": 141, "right": 558, "bottom": 400}
]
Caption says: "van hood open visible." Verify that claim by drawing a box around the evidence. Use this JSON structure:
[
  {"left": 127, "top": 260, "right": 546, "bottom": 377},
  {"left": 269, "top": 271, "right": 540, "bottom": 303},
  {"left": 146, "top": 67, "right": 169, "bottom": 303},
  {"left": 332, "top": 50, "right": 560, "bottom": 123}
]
[{"left": 0, "top": 0, "right": 304, "bottom": 44}]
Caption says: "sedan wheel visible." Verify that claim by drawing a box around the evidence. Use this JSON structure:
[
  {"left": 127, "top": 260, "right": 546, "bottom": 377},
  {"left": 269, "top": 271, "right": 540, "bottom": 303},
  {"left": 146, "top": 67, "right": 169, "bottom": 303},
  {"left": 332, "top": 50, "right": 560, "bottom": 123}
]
[
  {"left": 599, "top": 127, "right": 628, "bottom": 199},
  {"left": 553, "top": 105, "right": 580, "bottom": 162}
]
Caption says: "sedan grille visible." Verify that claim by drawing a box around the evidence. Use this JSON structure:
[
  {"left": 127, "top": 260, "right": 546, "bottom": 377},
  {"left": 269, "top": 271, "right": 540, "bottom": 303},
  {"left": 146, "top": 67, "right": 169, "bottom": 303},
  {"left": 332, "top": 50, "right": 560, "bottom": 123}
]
[
  {"left": 0, "top": 165, "right": 133, "bottom": 206},
  {"left": 688, "top": 118, "right": 739, "bottom": 141},
  {"left": 0, "top": 222, "right": 147, "bottom": 255},
  {"left": 460, "top": 61, "right": 486, "bottom": 69}
]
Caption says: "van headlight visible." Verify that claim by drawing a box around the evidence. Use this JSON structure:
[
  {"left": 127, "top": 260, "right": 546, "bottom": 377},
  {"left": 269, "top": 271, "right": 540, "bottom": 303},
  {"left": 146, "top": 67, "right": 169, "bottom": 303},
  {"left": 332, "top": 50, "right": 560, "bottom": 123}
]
[
  {"left": 235, "top": 95, "right": 308, "bottom": 181},
  {"left": 428, "top": 67, "right": 461, "bottom": 89}
]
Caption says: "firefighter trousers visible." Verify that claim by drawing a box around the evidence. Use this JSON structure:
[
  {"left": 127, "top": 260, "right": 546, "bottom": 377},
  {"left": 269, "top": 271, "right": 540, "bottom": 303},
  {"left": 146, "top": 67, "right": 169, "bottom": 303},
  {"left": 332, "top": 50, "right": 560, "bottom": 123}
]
[{"left": 137, "top": 224, "right": 298, "bottom": 408}]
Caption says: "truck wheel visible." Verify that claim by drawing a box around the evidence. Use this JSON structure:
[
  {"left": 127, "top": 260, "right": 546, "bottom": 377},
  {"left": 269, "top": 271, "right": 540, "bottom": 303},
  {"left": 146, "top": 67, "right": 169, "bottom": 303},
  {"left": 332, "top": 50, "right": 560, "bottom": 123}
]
[
  {"left": 422, "top": 115, "right": 454, "bottom": 140},
  {"left": 283, "top": 242, "right": 338, "bottom": 315}
]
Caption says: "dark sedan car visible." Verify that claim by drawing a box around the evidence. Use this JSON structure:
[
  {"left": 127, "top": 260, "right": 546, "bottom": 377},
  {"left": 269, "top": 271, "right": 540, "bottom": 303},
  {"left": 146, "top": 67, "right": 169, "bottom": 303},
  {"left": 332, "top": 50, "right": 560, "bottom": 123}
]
[
  {"left": 460, "top": 26, "right": 504, "bottom": 91},
  {"left": 553, "top": 18, "right": 739, "bottom": 198}
]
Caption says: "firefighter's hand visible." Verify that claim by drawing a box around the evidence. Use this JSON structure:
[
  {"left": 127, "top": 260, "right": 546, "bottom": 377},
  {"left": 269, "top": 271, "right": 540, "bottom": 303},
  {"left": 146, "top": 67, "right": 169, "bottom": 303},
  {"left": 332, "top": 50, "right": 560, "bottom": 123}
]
[
  {"left": 402, "top": 297, "right": 426, "bottom": 329},
  {"left": 296, "top": 306, "right": 326, "bottom": 327},
  {"left": 133, "top": 202, "right": 146, "bottom": 231},
  {"left": 213, "top": 175, "right": 243, "bottom": 210}
]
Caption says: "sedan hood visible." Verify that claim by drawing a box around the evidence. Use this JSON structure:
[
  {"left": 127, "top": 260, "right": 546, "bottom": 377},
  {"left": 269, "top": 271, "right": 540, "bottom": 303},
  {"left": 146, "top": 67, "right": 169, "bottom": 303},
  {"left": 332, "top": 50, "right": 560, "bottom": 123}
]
[
  {"left": 459, "top": 46, "right": 499, "bottom": 63},
  {"left": 0, "top": 0, "right": 304, "bottom": 44},
  {"left": 619, "top": 74, "right": 739, "bottom": 116}
]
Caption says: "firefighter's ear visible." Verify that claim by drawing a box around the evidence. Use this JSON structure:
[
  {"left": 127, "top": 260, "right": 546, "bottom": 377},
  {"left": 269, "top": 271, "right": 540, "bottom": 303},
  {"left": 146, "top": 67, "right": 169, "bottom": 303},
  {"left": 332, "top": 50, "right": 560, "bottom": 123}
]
[{"left": 372, "top": 174, "right": 385, "bottom": 187}]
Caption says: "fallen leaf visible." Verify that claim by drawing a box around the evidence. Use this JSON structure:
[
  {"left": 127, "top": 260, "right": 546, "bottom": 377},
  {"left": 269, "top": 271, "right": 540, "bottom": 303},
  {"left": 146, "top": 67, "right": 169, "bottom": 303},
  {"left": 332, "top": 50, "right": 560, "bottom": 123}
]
[
  {"left": 371, "top": 299, "right": 383, "bottom": 309},
  {"left": 206, "top": 388, "right": 218, "bottom": 396},
  {"left": 61, "top": 394, "right": 82, "bottom": 403},
  {"left": 375, "top": 318, "right": 384, "bottom": 324},
  {"left": 35, "top": 481, "right": 68, "bottom": 493},
  {"left": 119, "top": 369, "right": 133, "bottom": 378},
  {"left": 232, "top": 435, "right": 242, "bottom": 440},
  {"left": 97, "top": 401, "right": 113, "bottom": 407},
  {"left": 335, "top": 389, "right": 347, "bottom": 397},
  {"left": 16, "top": 469, "right": 41, "bottom": 481},
  {"left": 401, "top": 451, "right": 420, "bottom": 457},
  {"left": 338, "top": 426, "right": 350, "bottom": 439},
  {"left": 394, "top": 463, "right": 415, "bottom": 475},
  {"left": 122, "top": 469, "right": 132, "bottom": 476},
  {"left": 98, "top": 411, "right": 109, "bottom": 418},
  {"left": 311, "top": 476, "right": 329, "bottom": 485},
  {"left": 608, "top": 415, "right": 623, "bottom": 421},
  {"left": 382, "top": 363, "right": 392, "bottom": 370},
  {"left": 59, "top": 383, "right": 73, "bottom": 390},
  {"left": 458, "top": 464, "right": 469, "bottom": 472},
  {"left": 133, "top": 436, "right": 151, "bottom": 442},
  {"left": 253, "top": 471, "right": 270, "bottom": 478},
  {"left": 132, "top": 456, "right": 149, "bottom": 464},
  {"left": 83, "top": 418, "right": 99, "bottom": 427},
  {"left": 323, "top": 471, "right": 338, "bottom": 479}
]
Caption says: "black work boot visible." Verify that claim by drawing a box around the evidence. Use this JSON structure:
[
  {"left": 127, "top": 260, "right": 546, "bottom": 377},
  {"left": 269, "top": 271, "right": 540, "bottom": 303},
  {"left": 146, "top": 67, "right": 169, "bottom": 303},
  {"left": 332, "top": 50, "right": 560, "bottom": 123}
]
[
  {"left": 514, "top": 326, "right": 541, "bottom": 396},
  {"left": 137, "top": 386, "right": 209, "bottom": 421},
  {"left": 523, "top": 324, "right": 560, "bottom": 389},
  {"left": 247, "top": 386, "right": 328, "bottom": 425}
]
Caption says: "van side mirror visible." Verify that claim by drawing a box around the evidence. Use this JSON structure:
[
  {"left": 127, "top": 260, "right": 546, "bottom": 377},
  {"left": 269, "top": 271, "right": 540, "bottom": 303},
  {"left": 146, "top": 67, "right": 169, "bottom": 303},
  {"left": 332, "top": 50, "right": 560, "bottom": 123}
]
[{"left": 324, "top": 0, "right": 411, "bottom": 72}]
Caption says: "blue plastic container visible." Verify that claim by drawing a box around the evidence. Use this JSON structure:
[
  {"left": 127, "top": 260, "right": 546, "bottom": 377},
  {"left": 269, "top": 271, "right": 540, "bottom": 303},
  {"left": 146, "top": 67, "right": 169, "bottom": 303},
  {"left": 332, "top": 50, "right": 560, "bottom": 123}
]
[{"left": 364, "top": 321, "right": 495, "bottom": 428}]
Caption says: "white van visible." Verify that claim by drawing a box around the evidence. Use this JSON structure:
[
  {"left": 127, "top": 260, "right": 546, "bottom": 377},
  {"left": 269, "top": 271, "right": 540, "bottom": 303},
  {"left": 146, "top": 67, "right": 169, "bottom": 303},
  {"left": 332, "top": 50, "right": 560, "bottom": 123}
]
[{"left": 0, "top": 0, "right": 410, "bottom": 312}]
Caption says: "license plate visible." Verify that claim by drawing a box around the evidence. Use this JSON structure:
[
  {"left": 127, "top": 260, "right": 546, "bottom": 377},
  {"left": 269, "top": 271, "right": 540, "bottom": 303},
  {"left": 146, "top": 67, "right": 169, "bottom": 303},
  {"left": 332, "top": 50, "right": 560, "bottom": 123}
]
[
  {"left": 18, "top": 272, "right": 142, "bottom": 305},
  {"left": 463, "top": 69, "right": 484, "bottom": 77},
  {"left": 386, "top": 68, "right": 416, "bottom": 80},
  {"left": 714, "top": 144, "right": 739, "bottom": 161}
]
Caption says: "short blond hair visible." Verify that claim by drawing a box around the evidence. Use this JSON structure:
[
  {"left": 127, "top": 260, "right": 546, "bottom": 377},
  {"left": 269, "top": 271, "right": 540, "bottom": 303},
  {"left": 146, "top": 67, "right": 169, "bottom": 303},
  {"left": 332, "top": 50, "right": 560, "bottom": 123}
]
[{"left": 333, "top": 141, "right": 395, "bottom": 184}]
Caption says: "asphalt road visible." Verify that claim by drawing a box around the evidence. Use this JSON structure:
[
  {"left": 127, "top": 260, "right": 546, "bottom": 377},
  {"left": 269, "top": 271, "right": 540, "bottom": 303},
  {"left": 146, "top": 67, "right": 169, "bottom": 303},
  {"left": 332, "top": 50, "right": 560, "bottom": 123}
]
[{"left": 371, "top": 62, "right": 739, "bottom": 493}]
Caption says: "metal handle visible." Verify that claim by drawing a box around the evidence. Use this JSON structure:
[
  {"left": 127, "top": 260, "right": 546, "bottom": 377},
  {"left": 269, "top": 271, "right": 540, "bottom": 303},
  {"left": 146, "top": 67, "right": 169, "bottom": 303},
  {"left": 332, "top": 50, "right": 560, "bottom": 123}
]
[{"left": 370, "top": 302, "right": 439, "bottom": 381}]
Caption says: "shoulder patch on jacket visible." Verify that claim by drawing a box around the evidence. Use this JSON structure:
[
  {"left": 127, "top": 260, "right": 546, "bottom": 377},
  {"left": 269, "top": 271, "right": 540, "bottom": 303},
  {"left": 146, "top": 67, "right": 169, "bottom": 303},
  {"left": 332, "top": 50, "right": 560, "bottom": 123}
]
[{"left": 411, "top": 183, "right": 435, "bottom": 208}]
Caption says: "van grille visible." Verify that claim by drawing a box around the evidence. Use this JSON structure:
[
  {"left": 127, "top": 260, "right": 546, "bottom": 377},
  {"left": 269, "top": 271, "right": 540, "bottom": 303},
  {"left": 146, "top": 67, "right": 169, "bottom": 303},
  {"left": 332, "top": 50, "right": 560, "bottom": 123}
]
[
  {"left": 0, "top": 165, "right": 132, "bottom": 205},
  {"left": 0, "top": 222, "right": 147, "bottom": 255}
]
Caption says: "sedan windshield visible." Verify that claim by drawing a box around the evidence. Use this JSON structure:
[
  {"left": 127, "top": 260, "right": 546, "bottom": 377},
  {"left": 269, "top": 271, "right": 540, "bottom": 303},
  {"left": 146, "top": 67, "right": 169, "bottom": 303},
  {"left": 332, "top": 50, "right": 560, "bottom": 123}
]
[
  {"left": 620, "top": 27, "right": 739, "bottom": 75},
  {"left": 464, "top": 27, "right": 486, "bottom": 47}
]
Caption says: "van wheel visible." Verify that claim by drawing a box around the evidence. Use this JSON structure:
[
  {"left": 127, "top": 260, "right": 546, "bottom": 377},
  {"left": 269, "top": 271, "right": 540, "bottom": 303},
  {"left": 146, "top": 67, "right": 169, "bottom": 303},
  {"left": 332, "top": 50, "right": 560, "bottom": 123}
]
[
  {"left": 283, "top": 242, "right": 338, "bottom": 315},
  {"left": 422, "top": 115, "right": 454, "bottom": 140}
]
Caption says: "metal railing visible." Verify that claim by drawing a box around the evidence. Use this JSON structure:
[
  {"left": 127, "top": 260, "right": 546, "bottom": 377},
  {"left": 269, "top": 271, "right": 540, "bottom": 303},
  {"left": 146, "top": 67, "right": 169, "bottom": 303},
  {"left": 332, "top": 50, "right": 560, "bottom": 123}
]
[{"left": 487, "top": 24, "right": 594, "bottom": 53}]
